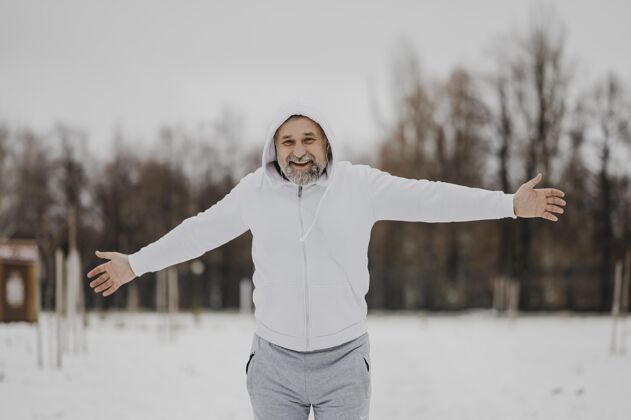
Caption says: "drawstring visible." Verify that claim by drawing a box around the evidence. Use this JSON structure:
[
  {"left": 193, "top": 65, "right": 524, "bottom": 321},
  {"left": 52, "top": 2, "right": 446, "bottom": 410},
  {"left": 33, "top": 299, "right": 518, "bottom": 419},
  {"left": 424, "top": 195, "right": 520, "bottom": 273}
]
[
  {"left": 299, "top": 182, "right": 332, "bottom": 242},
  {"left": 259, "top": 162, "right": 334, "bottom": 242}
]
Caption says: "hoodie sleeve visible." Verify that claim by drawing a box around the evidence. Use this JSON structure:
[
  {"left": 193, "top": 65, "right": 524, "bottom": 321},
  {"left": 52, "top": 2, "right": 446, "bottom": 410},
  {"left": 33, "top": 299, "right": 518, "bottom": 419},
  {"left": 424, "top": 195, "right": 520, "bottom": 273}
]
[
  {"left": 127, "top": 173, "right": 252, "bottom": 277},
  {"left": 363, "top": 166, "right": 517, "bottom": 223}
]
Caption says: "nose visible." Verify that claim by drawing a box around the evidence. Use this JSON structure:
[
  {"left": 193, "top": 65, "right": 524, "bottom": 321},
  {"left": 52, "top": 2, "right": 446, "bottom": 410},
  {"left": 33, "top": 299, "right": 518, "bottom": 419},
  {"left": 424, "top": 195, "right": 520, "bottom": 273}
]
[{"left": 293, "top": 145, "right": 307, "bottom": 159}]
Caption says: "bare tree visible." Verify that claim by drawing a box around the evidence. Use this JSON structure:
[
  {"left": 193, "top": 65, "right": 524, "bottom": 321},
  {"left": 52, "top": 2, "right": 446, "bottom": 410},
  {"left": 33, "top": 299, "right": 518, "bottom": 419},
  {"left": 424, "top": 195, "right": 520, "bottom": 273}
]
[
  {"left": 589, "top": 73, "right": 631, "bottom": 309},
  {"left": 369, "top": 43, "right": 438, "bottom": 309},
  {"left": 488, "top": 8, "right": 571, "bottom": 308},
  {"left": 485, "top": 42, "right": 519, "bottom": 281},
  {"left": 432, "top": 68, "right": 492, "bottom": 306}
]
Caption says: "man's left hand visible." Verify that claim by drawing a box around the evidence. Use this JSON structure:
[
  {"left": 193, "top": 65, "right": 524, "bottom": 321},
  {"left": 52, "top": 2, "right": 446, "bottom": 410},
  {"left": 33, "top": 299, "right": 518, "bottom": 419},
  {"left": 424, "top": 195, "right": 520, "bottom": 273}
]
[{"left": 513, "top": 173, "right": 566, "bottom": 221}]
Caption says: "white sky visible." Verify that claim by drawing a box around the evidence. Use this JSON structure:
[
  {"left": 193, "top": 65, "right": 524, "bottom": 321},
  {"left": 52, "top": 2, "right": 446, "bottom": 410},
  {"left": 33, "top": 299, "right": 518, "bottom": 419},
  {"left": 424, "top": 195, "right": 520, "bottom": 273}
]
[{"left": 1, "top": 0, "right": 629, "bottom": 161}]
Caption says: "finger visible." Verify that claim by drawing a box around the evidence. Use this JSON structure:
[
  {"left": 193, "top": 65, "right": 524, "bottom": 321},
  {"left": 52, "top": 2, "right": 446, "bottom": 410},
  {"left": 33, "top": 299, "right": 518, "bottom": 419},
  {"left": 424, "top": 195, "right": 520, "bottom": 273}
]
[
  {"left": 525, "top": 173, "right": 542, "bottom": 188},
  {"left": 542, "top": 188, "right": 565, "bottom": 198},
  {"left": 89, "top": 273, "right": 109, "bottom": 289},
  {"left": 103, "top": 285, "right": 118, "bottom": 297},
  {"left": 542, "top": 211, "right": 558, "bottom": 222},
  {"left": 546, "top": 204, "right": 564, "bottom": 214},
  {"left": 94, "top": 279, "right": 110, "bottom": 293},
  {"left": 95, "top": 250, "right": 115, "bottom": 260},
  {"left": 547, "top": 197, "right": 566, "bottom": 206},
  {"left": 87, "top": 263, "right": 108, "bottom": 278},
  {"left": 94, "top": 279, "right": 114, "bottom": 293}
]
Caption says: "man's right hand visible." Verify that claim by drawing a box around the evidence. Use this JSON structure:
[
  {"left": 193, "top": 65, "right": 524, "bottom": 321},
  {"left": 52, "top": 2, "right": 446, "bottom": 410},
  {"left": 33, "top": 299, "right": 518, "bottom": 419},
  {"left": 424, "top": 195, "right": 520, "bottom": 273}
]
[
  {"left": 512, "top": 173, "right": 565, "bottom": 221},
  {"left": 87, "top": 251, "right": 137, "bottom": 297}
]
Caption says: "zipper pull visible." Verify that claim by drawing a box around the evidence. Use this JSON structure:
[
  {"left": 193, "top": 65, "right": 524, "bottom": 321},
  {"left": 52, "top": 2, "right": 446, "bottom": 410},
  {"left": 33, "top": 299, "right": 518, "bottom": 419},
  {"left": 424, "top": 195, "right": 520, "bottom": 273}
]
[{"left": 298, "top": 185, "right": 303, "bottom": 197}]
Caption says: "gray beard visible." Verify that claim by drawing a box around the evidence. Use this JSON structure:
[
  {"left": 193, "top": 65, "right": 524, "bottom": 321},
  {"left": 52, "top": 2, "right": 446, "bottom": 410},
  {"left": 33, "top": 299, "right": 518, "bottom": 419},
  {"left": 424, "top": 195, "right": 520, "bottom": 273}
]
[{"left": 281, "top": 160, "right": 326, "bottom": 186}]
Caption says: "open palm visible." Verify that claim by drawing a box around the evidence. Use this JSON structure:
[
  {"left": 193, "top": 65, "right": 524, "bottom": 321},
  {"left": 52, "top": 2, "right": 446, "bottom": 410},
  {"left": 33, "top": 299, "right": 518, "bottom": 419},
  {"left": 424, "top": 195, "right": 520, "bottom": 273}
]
[
  {"left": 86, "top": 251, "right": 137, "bottom": 297},
  {"left": 513, "top": 173, "right": 566, "bottom": 221}
]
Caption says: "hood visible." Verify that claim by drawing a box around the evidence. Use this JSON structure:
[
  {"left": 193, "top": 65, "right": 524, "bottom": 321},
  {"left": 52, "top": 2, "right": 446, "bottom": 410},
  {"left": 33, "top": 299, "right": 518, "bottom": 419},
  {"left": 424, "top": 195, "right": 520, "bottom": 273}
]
[{"left": 259, "top": 101, "right": 338, "bottom": 242}]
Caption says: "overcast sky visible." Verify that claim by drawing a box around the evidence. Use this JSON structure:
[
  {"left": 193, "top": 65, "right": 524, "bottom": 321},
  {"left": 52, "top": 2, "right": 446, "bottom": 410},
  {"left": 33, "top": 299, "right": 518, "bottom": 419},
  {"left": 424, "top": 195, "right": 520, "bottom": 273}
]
[{"left": 1, "top": 0, "right": 629, "bottom": 161}]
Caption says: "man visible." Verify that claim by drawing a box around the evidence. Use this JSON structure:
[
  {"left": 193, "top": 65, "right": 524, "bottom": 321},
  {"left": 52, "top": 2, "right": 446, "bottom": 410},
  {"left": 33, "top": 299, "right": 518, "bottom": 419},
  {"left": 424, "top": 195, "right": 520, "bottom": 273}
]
[{"left": 87, "top": 102, "right": 566, "bottom": 420}]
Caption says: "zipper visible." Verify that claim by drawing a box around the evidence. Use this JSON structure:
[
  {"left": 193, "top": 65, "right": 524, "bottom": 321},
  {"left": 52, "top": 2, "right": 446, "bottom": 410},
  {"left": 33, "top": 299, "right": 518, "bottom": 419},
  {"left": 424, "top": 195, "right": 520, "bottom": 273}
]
[{"left": 298, "top": 185, "right": 310, "bottom": 350}]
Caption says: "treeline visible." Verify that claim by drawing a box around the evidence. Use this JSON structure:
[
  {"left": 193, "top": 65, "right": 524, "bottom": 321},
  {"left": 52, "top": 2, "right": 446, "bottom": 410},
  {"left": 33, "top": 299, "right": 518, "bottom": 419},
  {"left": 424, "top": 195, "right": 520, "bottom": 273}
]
[
  {"left": 368, "top": 12, "right": 631, "bottom": 311},
  {"left": 0, "top": 110, "right": 262, "bottom": 311},
  {"left": 1, "top": 11, "right": 629, "bottom": 311}
]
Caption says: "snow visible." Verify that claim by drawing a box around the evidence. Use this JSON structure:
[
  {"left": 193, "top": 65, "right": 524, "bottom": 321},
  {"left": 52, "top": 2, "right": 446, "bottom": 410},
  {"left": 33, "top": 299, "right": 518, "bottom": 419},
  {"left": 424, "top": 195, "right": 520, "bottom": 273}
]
[{"left": 1, "top": 311, "right": 629, "bottom": 419}]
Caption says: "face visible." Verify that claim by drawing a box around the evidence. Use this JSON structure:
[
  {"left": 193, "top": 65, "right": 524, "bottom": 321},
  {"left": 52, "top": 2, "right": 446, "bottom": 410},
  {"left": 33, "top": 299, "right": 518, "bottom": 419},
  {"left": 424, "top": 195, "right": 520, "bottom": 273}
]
[{"left": 274, "top": 116, "right": 329, "bottom": 186}]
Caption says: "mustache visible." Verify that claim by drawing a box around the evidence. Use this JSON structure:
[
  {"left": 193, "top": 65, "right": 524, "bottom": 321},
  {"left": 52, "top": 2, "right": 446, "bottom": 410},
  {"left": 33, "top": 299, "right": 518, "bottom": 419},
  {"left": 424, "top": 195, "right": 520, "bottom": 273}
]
[{"left": 288, "top": 155, "right": 314, "bottom": 164}]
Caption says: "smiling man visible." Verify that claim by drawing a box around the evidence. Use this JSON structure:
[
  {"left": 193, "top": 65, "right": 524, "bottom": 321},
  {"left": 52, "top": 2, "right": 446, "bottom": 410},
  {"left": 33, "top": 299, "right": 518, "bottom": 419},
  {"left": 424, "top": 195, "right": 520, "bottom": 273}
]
[
  {"left": 274, "top": 114, "right": 330, "bottom": 186},
  {"left": 86, "top": 102, "right": 566, "bottom": 420}
]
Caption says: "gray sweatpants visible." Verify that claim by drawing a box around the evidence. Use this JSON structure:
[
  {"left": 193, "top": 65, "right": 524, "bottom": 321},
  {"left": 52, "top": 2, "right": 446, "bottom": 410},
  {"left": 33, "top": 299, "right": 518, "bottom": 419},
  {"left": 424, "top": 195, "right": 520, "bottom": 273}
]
[{"left": 245, "top": 332, "right": 371, "bottom": 420}]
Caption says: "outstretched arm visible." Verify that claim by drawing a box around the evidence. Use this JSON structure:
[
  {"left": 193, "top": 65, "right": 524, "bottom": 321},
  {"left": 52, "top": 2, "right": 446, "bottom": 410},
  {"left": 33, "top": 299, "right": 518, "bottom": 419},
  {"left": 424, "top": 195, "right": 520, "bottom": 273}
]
[
  {"left": 86, "top": 172, "right": 253, "bottom": 296},
  {"left": 364, "top": 166, "right": 518, "bottom": 223},
  {"left": 364, "top": 166, "right": 566, "bottom": 223}
]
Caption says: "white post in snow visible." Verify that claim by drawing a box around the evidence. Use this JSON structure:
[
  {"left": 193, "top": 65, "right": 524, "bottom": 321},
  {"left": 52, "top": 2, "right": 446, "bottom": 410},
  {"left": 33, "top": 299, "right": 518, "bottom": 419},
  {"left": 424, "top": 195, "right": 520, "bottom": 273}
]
[
  {"left": 35, "top": 257, "right": 43, "bottom": 369},
  {"left": 156, "top": 269, "right": 167, "bottom": 341},
  {"left": 190, "top": 259, "right": 204, "bottom": 324},
  {"left": 63, "top": 251, "right": 74, "bottom": 353},
  {"left": 127, "top": 283, "right": 140, "bottom": 313},
  {"left": 74, "top": 247, "right": 86, "bottom": 353},
  {"left": 76, "top": 252, "right": 87, "bottom": 354},
  {"left": 167, "top": 266, "right": 179, "bottom": 343},
  {"left": 240, "top": 277, "right": 253, "bottom": 314},
  {"left": 156, "top": 267, "right": 178, "bottom": 343},
  {"left": 55, "top": 248, "right": 64, "bottom": 369},
  {"left": 620, "top": 251, "right": 630, "bottom": 354},
  {"left": 611, "top": 260, "right": 623, "bottom": 354},
  {"left": 65, "top": 246, "right": 84, "bottom": 354},
  {"left": 492, "top": 276, "right": 519, "bottom": 320},
  {"left": 492, "top": 276, "right": 504, "bottom": 315},
  {"left": 508, "top": 280, "right": 520, "bottom": 320}
]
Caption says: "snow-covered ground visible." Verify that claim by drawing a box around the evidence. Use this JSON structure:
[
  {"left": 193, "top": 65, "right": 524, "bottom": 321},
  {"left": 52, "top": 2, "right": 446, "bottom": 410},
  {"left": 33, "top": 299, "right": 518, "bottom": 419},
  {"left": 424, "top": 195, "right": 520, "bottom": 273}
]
[{"left": 1, "top": 311, "right": 629, "bottom": 420}]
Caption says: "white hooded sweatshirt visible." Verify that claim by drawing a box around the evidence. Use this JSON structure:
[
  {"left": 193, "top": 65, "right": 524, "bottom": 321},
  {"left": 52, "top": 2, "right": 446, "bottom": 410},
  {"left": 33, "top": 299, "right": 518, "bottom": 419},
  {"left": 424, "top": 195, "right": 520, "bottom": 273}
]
[{"left": 128, "top": 102, "right": 517, "bottom": 352}]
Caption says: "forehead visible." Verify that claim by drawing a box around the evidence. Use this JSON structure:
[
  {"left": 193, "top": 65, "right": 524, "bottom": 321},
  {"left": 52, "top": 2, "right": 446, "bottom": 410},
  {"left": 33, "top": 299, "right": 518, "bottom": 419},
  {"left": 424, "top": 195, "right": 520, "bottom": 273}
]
[{"left": 275, "top": 117, "right": 323, "bottom": 140}]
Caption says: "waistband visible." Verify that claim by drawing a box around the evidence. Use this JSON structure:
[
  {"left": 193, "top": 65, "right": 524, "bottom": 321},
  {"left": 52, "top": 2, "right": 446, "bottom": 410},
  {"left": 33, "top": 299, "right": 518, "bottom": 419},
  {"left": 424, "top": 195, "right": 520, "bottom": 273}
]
[{"left": 255, "top": 331, "right": 369, "bottom": 354}]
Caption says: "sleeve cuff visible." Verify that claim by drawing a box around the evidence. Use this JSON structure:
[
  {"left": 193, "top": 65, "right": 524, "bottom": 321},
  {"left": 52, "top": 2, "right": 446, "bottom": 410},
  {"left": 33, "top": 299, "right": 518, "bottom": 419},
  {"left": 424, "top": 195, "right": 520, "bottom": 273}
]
[
  {"left": 128, "top": 252, "right": 145, "bottom": 277},
  {"left": 504, "top": 193, "right": 518, "bottom": 219}
]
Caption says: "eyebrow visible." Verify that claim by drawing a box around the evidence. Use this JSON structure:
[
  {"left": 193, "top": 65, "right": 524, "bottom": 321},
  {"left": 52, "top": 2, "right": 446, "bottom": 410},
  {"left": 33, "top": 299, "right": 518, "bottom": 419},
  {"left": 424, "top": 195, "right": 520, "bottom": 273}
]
[{"left": 281, "top": 132, "right": 317, "bottom": 140}]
